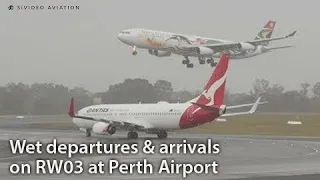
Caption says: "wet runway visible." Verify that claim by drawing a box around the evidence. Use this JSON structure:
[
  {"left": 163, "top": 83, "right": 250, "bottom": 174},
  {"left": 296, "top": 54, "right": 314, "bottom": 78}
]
[{"left": 0, "top": 117, "right": 320, "bottom": 179}]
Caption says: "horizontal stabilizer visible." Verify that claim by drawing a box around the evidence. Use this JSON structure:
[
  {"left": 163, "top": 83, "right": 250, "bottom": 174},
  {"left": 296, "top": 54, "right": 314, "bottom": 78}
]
[
  {"left": 287, "top": 31, "right": 297, "bottom": 37},
  {"left": 190, "top": 102, "right": 219, "bottom": 111},
  {"left": 266, "top": 45, "right": 295, "bottom": 51},
  {"left": 227, "top": 98, "right": 268, "bottom": 110},
  {"left": 221, "top": 97, "right": 266, "bottom": 117}
]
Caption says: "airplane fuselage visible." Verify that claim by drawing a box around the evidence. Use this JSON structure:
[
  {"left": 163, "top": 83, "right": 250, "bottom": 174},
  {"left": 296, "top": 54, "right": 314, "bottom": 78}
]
[
  {"left": 72, "top": 102, "right": 220, "bottom": 133},
  {"left": 118, "top": 28, "right": 267, "bottom": 59}
]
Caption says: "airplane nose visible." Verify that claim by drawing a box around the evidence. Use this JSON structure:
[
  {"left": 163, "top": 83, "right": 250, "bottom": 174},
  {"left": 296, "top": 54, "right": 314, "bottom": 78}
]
[
  {"left": 117, "top": 33, "right": 122, "bottom": 40},
  {"left": 117, "top": 32, "right": 131, "bottom": 45}
]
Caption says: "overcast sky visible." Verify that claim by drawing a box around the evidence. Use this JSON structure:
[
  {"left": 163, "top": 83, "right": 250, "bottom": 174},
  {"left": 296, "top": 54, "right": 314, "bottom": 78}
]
[{"left": 0, "top": 0, "right": 318, "bottom": 94}]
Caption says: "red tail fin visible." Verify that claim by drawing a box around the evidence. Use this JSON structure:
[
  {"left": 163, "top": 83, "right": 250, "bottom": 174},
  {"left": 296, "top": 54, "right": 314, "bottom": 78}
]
[
  {"left": 264, "top": 20, "right": 276, "bottom": 30},
  {"left": 68, "top": 97, "right": 75, "bottom": 117},
  {"left": 196, "top": 53, "right": 229, "bottom": 106}
]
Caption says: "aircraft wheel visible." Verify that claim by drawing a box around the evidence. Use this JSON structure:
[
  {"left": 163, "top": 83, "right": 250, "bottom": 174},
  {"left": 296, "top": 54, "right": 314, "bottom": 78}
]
[
  {"left": 85, "top": 129, "right": 91, "bottom": 137},
  {"left": 157, "top": 130, "right": 168, "bottom": 139},
  {"left": 132, "top": 132, "right": 138, "bottom": 138},
  {"left": 199, "top": 59, "right": 205, "bottom": 64},
  {"left": 127, "top": 131, "right": 138, "bottom": 139},
  {"left": 108, "top": 126, "right": 116, "bottom": 135},
  {"left": 132, "top": 51, "right": 138, "bottom": 55},
  {"left": 207, "top": 58, "right": 213, "bottom": 64},
  {"left": 186, "top": 63, "right": 194, "bottom": 68},
  {"left": 210, "top": 62, "right": 217, "bottom": 67},
  {"left": 182, "top": 60, "right": 187, "bottom": 64}
]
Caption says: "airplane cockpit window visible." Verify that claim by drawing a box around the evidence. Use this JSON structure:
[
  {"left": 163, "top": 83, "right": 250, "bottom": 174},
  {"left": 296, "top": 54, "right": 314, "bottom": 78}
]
[{"left": 122, "top": 31, "right": 130, "bottom": 34}]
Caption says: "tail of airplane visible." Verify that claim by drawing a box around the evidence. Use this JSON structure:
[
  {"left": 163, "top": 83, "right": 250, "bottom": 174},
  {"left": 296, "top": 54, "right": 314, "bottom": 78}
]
[
  {"left": 187, "top": 54, "right": 267, "bottom": 116},
  {"left": 189, "top": 53, "right": 229, "bottom": 107},
  {"left": 68, "top": 97, "right": 75, "bottom": 117},
  {"left": 254, "top": 20, "right": 276, "bottom": 46}
]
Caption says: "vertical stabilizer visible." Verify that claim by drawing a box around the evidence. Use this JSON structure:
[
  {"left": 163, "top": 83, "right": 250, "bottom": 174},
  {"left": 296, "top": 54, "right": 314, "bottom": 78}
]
[
  {"left": 68, "top": 97, "right": 75, "bottom": 117},
  {"left": 254, "top": 20, "right": 276, "bottom": 45},
  {"left": 189, "top": 54, "right": 229, "bottom": 106}
]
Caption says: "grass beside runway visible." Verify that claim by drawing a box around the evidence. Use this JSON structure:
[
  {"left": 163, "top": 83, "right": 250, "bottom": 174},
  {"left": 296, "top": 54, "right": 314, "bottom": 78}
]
[
  {"left": 182, "top": 114, "right": 320, "bottom": 137},
  {"left": 17, "top": 114, "right": 320, "bottom": 137}
]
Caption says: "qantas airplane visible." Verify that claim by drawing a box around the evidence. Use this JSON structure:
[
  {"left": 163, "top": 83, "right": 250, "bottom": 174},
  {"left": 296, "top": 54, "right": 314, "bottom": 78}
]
[
  {"left": 117, "top": 20, "right": 296, "bottom": 68},
  {"left": 68, "top": 54, "right": 267, "bottom": 139}
]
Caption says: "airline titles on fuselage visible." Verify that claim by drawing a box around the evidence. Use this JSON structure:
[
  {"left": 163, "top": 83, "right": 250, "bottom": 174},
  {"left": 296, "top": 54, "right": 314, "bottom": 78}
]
[
  {"left": 86, "top": 108, "right": 131, "bottom": 113},
  {"left": 84, "top": 107, "right": 183, "bottom": 117},
  {"left": 141, "top": 30, "right": 172, "bottom": 39},
  {"left": 86, "top": 108, "right": 110, "bottom": 113}
]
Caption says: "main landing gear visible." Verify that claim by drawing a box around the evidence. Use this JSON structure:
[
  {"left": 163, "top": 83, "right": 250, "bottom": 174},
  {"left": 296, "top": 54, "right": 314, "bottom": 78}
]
[
  {"left": 132, "top": 46, "right": 137, "bottom": 55},
  {"left": 183, "top": 57, "right": 217, "bottom": 68},
  {"left": 157, "top": 130, "right": 168, "bottom": 139},
  {"left": 85, "top": 129, "right": 91, "bottom": 137},
  {"left": 198, "top": 57, "right": 206, "bottom": 65},
  {"left": 127, "top": 131, "right": 138, "bottom": 139},
  {"left": 127, "top": 129, "right": 168, "bottom": 139},
  {"left": 182, "top": 56, "right": 194, "bottom": 68},
  {"left": 206, "top": 58, "right": 217, "bottom": 67}
]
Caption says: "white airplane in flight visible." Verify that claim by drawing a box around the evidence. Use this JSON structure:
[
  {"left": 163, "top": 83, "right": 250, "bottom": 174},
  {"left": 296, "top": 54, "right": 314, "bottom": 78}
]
[
  {"left": 68, "top": 54, "right": 267, "bottom": 139},
  {"left": 117, "top": 20, "right": 296, "bottom": 68}
]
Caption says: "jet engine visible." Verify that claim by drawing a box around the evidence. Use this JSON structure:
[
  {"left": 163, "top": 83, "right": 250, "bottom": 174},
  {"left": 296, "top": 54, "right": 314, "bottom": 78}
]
[
  {"left": 92, "top": 122, "right": 116, "bottom": 135},
  {"left": 148, "top": 49, "right": 171, "bottom": 57},
  {"left": 218, "top": 105, "right": 227, "bottom": 115},
  {"left": 154, "top": 50, "right": 171, "bottom": 57},
  {"left": 196, "top": 47, "right": 214, "bottom": 56},
  {"left": 237, "top": 42, "right": 256, "bottom": 51}
]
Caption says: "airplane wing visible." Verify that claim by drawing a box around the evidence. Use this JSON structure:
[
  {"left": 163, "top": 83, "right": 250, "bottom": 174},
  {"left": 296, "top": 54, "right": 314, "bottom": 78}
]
[
  {"left": 68, "top": 98, "right": 153, "bottom": 130},
  {"left": 178, "top": 31, "right": 297, "bottom": 52},
  {"left": 221, "top": 97, "right": 265, "bottom": 117},
  {"left": 244, "top": 31, "right": 297, "bottom": 46},
  {"left": 265, "top": 45, "right": 295, "bottom": 51}
]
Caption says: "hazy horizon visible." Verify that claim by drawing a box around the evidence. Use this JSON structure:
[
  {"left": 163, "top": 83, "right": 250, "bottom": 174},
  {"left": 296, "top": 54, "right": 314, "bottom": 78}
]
[{"left": 1, "top": 0, "right": 318, "bottom": 94}]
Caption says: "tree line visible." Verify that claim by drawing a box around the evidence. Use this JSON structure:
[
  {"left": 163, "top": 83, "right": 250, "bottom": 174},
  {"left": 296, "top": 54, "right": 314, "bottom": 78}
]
[{"left": 0, "top": 78, "right": 319, "bottom": 115}]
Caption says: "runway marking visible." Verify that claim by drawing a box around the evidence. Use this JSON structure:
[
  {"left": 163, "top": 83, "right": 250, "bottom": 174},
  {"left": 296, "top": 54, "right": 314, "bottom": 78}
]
[{"left": 0, "top": 155, "right": 28, "bottom": 161}]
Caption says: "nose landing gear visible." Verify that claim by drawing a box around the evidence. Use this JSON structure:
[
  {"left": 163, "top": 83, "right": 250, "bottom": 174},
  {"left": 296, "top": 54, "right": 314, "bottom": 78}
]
[{"left": 132, "top": 46, "right": 137, "bottom": 55}]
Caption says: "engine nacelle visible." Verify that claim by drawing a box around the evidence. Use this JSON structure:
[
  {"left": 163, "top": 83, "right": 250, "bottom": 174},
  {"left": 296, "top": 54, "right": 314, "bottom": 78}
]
[
  {"left": 148, "top": 49, "right": 171, "bottom": 57},
  {"left": 196, "top": 47, "right": 214, "bottom": 56},
  {"left": 237, "top": 42, "right": 256, "bottom": 51},
  {"left": 219, "top": 105, "right": 227, "bottom": 115},
  {"left": 154, "top": 50, "right": 171, "bottom": 57},
  {"left": 92, "top": 122, "right": 116, "bottom": 135}
]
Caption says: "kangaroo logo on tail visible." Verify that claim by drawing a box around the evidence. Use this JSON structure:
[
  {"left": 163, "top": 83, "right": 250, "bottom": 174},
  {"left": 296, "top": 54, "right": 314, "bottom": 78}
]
[{"left": 192, "top": 54, "right": 229, "bottom": 112}]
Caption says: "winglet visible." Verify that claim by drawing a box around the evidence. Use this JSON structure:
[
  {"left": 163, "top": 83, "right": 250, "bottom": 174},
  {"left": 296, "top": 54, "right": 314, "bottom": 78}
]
[
  {"left": 68, "top": 97, "right": 75, "bottom": 117},
  {"left": 249, "top": 97, "right": 262, "bottom": 114},
  {"left": 287, "top": 31, "right": 297, "bottom": 38}
]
